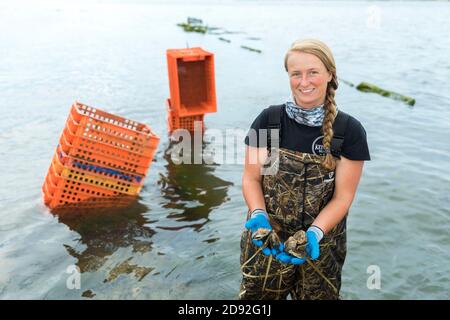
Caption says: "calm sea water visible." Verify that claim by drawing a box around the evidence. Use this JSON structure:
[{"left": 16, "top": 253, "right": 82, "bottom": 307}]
[{"left": 1, "top": 0, "right": 449, "bottom": 299}]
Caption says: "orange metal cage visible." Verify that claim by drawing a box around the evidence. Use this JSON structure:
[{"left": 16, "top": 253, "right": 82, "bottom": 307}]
[{"left": 166, "top": 47, "right": 216, "bottom": 117}]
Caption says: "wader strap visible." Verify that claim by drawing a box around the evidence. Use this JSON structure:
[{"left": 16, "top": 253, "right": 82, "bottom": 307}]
[
  {"left": 330, "top": 110, "right": 350, "bottom": 158},
  {"left": 267, "top": 104, "right": 283, "bottom": 149}
]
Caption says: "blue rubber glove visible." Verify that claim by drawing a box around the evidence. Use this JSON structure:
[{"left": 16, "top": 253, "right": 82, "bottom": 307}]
[
  {"left": 245, "top": 210, "right": 282, "bottom": 256},
  {"left": 306, "top": 226, "right": 324, "bottom": 260},
  {"left": 276, "top": 225, "right": 324, "bottom": 265},
  {"left": 275, "top": 250, "right": 306, "bottom": 265}
]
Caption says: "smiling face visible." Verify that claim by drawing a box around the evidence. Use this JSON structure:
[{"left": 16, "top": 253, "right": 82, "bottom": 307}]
[{"left": 286, "top": 51, "right": 332, "bottom": 109}]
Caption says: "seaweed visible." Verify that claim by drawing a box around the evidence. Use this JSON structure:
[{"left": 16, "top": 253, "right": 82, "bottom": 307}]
[
  {"left": 356, "top": 81, "right": 416, "bottom": 106},
  {"left": 339, "top": 78, "right": 355, "bottom": 87},
  {"left": 241, "top": 45, "right": 262, "bottom": 53},
  {"left": 218, "top": 37, "right": 231, "bottom": 43},
  {"left": 177, "top": 22, "right": 208, "bottom": 34}
]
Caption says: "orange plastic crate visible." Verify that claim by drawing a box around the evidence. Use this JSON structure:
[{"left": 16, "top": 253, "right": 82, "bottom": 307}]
[
  {"left": 70, "top": 102, "right": 159, "bottom": 148},
  {"left": 166, "top": 47, "right": 216, "bottom": 117},
  {"left": 42, "top": 101, "right": 160, "bottom": 212},
  {"left": 51, "top": 153, "right": 142, "bottom": 196},
  {"left": 44, "top": 167, "right": 133, "bottom": 202},
  {"left": 61, "top": 109, "right": 158, "bottom": 176},
  {"left": 56, "top": 144, "right": 145, "bottom": 185},
  {"left": 43, "top": 175, "right": 136, "bottom": 210},
  {"left": 168, "top": 112, "right": 204, "bottom": 133},
  {"left": 66, "top": 102, "right": 159, "bottom": 158},
  {"left": 166, "top": 104, "right": 204, "bottom": 134},
  {"left": 59, "top": 127, "right": 153, "bottom": 176},
  {"left": 42, "top": 155, "right": 140, "bottom": 210}
]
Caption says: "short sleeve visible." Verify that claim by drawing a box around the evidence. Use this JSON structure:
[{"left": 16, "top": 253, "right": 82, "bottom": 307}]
[
  {"left": 340, "top": 117, "right": 371, "bottom": 161},
  {"left": 244, "top": 108, "right": 270, "bottom": 148}
]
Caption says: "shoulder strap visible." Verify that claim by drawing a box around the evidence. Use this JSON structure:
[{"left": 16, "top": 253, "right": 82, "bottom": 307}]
[
  {"left": 330, "top": 110, "right": 350, "bottom": 158},
  {"left": 266, "top": 104, "right": 283, "bottom": 149}
]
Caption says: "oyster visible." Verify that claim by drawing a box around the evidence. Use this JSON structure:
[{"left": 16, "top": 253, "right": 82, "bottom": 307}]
[
  {"left": 251, "top": 227, "right": 283, "bottom": 253},
  {"left": 284, "top": 230, "right": 307, "bottom": 259},
  {"left": 252, "top": 227, "right": 271, "bottom": 240}
]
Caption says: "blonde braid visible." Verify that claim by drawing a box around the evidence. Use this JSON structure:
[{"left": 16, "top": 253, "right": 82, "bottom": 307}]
[{"left": 321, "top": 76, "right": 339, "bottom": 170}]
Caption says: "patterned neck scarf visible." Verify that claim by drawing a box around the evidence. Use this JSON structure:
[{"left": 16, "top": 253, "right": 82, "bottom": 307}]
[{"left": 285, "top": 96, "right": 325, "bottom": 127}]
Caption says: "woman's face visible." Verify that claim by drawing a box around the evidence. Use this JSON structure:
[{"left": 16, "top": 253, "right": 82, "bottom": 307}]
[{"left": 286, "top": 51, "right": 332, "bottom": 109}]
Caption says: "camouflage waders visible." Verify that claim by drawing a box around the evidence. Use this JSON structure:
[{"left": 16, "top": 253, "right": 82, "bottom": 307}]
[{"left": 239, "top": 148, "right": 347, "bottom": 300}]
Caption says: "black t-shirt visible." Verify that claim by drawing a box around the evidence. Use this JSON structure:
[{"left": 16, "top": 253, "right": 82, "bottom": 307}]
[{"left": 244, "top": 105, "right": 371, "bottom": 161}]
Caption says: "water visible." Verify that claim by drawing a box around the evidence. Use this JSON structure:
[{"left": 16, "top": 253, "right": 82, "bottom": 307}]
[{"left": 1, "top": 0, "right": 449, "bottom": 299}]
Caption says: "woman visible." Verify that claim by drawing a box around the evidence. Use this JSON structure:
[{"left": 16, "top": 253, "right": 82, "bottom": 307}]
[{"left": 239, "top": 39, "right": 370, "bottom": 300}]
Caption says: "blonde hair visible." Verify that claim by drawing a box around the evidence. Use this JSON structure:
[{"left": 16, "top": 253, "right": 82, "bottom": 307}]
[{"left": 284, "top": 39, "right": 339, "bottom": 170}]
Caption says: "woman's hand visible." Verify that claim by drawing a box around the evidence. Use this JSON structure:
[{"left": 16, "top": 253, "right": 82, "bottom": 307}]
[
  {"left": 304, "top": 225, "right": 323, "bottom": 260},
  {"left": 305, "top": 229, "right": 320, "bottom": 260},
  {"left": 245, "top": 210, "right": 284, "bottom": 257}
]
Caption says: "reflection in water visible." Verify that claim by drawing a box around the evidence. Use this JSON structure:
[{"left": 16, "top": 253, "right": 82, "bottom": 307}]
[
  {"left": 57, "top": 199, "right": 155, "bottom": 286},
  {"left": 158, "top": 140, "right": 233, "bottom": 231}
]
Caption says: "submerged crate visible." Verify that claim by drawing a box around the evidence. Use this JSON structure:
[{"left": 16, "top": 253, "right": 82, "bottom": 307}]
[
  {"left": 56, "top": 144, "right": 145, "bottom": 185},
  {"left": 42, "top": 101, "right": 160, "bottom": 212},
  {"left": 43, "top": 171, "right": 137, "bottom": 210},
  {"left": 167, "top": 110, "right": 204, "bottom": 133},
  {"left": 166, "top": 99, "right": 204, "bottom": 133},
  {"left": 166, "top": 47, "right": 216, "bottom": 117},
  {"left": 52, "top": 151, "right": 143, "bottom": 195}
]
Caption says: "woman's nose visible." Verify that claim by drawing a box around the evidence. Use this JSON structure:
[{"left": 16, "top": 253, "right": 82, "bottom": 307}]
[{"left": 298, "top": 75, "right": 310, "bottom": 87}]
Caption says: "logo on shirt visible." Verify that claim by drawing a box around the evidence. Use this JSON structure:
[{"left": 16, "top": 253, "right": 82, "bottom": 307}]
[
  {"left": 324, "top": 171, "right": 335, "bottom": 183},
  {"left": 312, "top": 135, "right": 326, "bottom": 156}
]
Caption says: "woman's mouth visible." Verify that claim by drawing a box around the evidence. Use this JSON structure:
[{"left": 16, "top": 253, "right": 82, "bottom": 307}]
[{"left": 299, "top": 88, "right": 315, "bottom": 94}]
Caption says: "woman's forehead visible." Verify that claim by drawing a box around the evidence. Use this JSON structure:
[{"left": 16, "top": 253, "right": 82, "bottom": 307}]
[{"left": 287, "top": 52, "right": 325, "bottom": 70}]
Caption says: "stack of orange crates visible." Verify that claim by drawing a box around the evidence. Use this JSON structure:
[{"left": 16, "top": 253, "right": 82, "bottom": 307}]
[
  {"left": 42, "top": 101, "right": 160, "bottom": 212},
  {"left": 166, "top": 47, "right": 216, "bottom": 133}
]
